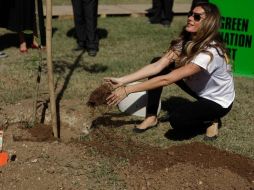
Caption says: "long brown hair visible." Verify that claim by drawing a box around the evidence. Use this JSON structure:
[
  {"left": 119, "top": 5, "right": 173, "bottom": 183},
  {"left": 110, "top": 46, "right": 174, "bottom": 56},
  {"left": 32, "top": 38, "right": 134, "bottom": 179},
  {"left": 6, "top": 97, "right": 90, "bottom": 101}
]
[{"left": 170, "top": 2, "right": 228, "bottom": 66}]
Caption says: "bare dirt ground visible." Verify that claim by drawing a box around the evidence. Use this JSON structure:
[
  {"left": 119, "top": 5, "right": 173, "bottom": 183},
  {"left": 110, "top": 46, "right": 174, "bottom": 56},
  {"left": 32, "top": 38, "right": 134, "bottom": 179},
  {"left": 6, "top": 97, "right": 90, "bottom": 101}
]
[{"left": 0, "top": 90, "right": 254, "bottom": 189}]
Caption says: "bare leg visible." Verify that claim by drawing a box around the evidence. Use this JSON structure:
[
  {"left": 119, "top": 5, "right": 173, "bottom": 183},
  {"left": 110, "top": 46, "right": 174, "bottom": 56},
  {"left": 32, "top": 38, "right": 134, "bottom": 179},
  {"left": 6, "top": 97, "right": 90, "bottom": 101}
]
[
  {"left": 32, "top": 22, "right": 39, "bottom": 48},
  {"left": 19, "top": 32, "right": 28, "bottom": 52},
  {"left": 32, "top": 34, "right": 39, "bottom": 48},
  {"left": 135, "top": 58, "right": 170, "bottom": 130}
]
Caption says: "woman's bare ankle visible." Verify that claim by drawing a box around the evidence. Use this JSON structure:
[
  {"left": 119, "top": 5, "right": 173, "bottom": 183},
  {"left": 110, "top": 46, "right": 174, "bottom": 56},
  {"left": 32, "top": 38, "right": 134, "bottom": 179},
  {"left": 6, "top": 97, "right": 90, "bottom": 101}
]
[
  {"left": 137, "top": 116, "right": 158, "bottom": 129},
  {"left": 19, "top": 42, "right": 27, "bottom": 52}
]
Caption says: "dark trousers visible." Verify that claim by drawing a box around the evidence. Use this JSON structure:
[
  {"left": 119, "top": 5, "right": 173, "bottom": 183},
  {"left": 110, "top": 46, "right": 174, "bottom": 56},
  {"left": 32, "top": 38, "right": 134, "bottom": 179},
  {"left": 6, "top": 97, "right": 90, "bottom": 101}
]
[
  {"left": 151, "top": 0, "right": 174, "bottom": 22},
  {"left": 146, "top": 63, "right": 232, "bottom": 129},
  {"left": 191, "top": 0, "right": 209, "bottom": 10},
  {"left": 71, "top": 0, "right": 99, "bottom": 51}
]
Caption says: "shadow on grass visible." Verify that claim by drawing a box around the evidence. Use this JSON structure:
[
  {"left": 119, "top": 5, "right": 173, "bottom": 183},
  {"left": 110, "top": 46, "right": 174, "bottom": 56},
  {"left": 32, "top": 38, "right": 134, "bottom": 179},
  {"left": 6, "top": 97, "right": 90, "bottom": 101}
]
[
  {"left": 91, "top": 112, "right": 141, "bottom": 129},
  {"left": 53, "top": 59, "right": 107, "bottom": 74},
  {"left": 39, "top": 50, "right": 108, "bottom": 137},
  {"left": 0, "top": 33, "right": 19, "bottom": 50},
  {"left": 164, "top": 127, "right": 206, "bottom": 141},
  {"left": 39, "top": 51, "right": 84, "bottom": 137}
]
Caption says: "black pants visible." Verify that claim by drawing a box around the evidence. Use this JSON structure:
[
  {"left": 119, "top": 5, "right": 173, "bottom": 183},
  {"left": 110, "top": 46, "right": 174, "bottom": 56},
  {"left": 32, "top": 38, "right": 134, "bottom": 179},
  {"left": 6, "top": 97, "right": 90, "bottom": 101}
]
[
  {"left": 71, "top": 0, "right": 99, "bottom": 51},
  {"left": 146, "top": 63, "right": 232, "bottom": 129},
  {"left": 191, "top": 0, "right": 209, "bottom": 10},
  {"left": 151, "top": 0, "right": 174, "bottom": 23}
]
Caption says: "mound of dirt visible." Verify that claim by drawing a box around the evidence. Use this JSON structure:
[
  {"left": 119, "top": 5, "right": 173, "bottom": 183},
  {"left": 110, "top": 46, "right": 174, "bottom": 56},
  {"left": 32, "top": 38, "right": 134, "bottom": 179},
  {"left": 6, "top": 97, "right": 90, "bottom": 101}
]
[
  {"left": 12, "top": 123, "right": 56, "bottom": 142},
  {"left": 84, "top": 127, "right": 254, "bottom": 189},
  {"left": 1, "top": 113, "right": 253, "bottom": 189}
]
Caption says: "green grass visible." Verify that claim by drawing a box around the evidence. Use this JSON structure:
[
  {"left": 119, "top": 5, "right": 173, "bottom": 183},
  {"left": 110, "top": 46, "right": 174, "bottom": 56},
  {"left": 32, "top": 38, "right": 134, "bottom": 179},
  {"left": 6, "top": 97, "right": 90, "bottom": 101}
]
[{"left": 0, "top": 15, "right": 254, "bottom": 162}]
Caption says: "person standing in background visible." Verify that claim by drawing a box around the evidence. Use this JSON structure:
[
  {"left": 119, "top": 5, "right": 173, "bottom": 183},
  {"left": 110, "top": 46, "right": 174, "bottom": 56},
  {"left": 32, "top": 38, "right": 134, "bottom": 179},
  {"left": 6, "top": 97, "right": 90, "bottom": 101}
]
[
  {"left": 191, "top": 0, "right": 209, "bottom": 10},
  {"left": 146, "top": 0, "right": 159, "bottom": 17},
  {"left": 0, "top": 0, "right": 39, "bottom": 53},
  {"left": 149, "top": 0, "right": 174, "bottom": 26},
  {"left": 71, "top": 0, "right": 99, "bottom": 57}
]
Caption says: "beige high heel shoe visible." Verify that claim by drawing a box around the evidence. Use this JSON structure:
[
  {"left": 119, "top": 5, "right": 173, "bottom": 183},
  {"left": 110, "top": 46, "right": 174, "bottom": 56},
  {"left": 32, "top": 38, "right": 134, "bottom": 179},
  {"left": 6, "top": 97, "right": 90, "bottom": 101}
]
[{"left": 204, "top": 120, "right": 219, "bottom": 141}]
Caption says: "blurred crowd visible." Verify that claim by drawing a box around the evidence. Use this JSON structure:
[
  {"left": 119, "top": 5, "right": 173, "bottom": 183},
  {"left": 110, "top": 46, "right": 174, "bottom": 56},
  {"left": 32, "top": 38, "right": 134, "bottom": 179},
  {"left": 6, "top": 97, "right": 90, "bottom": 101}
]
[{"left": 0, "top": 0, "right": 207, "bottom": 58}]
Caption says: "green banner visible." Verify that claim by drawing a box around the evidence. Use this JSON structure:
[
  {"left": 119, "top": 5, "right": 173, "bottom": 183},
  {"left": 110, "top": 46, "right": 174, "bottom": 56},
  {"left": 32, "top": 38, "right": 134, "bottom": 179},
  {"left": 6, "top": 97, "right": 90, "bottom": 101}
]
[{"left": 210, "top": 0, "right": 254, "bottom": 77}]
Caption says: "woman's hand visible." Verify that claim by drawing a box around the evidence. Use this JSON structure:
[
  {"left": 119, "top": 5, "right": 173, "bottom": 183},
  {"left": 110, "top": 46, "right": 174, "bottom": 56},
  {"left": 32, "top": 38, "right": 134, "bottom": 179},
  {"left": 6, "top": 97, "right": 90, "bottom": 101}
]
[
  {"left": 106, "top": 86, "right": 128, "bottom": 106},
  {"left": 104, "top": 77, "right": 124, "bottom": 90}
]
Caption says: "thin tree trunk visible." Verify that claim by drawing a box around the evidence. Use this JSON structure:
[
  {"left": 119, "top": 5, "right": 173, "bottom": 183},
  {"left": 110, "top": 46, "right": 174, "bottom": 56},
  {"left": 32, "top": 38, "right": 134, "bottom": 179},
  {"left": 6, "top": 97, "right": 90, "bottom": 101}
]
[{"left": 46, "top": 0, "right": 58, "bottom": 138}]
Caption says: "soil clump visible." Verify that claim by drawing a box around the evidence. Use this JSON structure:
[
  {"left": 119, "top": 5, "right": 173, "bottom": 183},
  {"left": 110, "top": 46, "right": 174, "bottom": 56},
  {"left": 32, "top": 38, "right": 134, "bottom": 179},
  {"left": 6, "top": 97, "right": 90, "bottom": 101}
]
[{"left": 86, "top": 83, "right": 112, "bottom": 107}]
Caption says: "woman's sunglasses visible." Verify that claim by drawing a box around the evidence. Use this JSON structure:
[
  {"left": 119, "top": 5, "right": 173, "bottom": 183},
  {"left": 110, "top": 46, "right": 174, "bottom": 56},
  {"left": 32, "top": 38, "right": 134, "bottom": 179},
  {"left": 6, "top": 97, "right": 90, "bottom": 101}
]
[{"left": 187, "top": 11, "right": 205, "bottom": 22}]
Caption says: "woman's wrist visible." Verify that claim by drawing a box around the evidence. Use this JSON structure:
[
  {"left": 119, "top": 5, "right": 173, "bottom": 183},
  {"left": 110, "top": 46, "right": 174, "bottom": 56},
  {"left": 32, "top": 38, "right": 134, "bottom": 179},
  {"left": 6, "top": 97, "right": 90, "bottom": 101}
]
[
  {"left": 124, "top": 86, "right": 129, "bottom": 96},
  {"left": 119, "top": 77, "right": 126, "bottom": 86}
]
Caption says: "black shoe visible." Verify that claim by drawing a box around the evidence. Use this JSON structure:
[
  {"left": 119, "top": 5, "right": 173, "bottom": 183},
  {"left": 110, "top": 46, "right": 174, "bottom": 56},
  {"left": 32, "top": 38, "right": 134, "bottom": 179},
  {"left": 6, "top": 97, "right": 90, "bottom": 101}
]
[
  {"left": 149, "top": 17, "right": 161, "bottom": 24},
  {"left": 72, "top": 45, "right": 85, "bottom": 52},
  {"left": 146, "top": 7, "right": 155, "bottom": 17},
  {"left": 133, "top": 124, "right": 158, "bottom": 133},
  {"left": 161, "top": 20, "right": 171, "bottom": 27},
  {"left": 87, "top": 49, "right": 97, "bottom": 57},
  {"left": 146, "top": 7, "right": 155, "bottom": 14}
]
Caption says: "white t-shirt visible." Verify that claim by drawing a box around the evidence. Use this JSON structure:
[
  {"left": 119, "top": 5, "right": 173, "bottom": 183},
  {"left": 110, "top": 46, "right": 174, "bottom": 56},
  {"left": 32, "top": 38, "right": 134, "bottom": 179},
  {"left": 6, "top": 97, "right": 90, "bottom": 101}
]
[{"left": 185, "top": 47, "right": 235, "bottom": 108}]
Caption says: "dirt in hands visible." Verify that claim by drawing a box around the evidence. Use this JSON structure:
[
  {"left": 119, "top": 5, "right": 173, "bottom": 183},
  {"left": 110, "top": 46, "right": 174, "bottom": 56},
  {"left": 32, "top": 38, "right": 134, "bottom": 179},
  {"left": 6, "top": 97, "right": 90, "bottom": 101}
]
[
  {"left": 85, "top": 83, "right": 114, "bottom": 130},
  {"left": 86, "top": 83, "right": 112, "bottom": 107}
]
